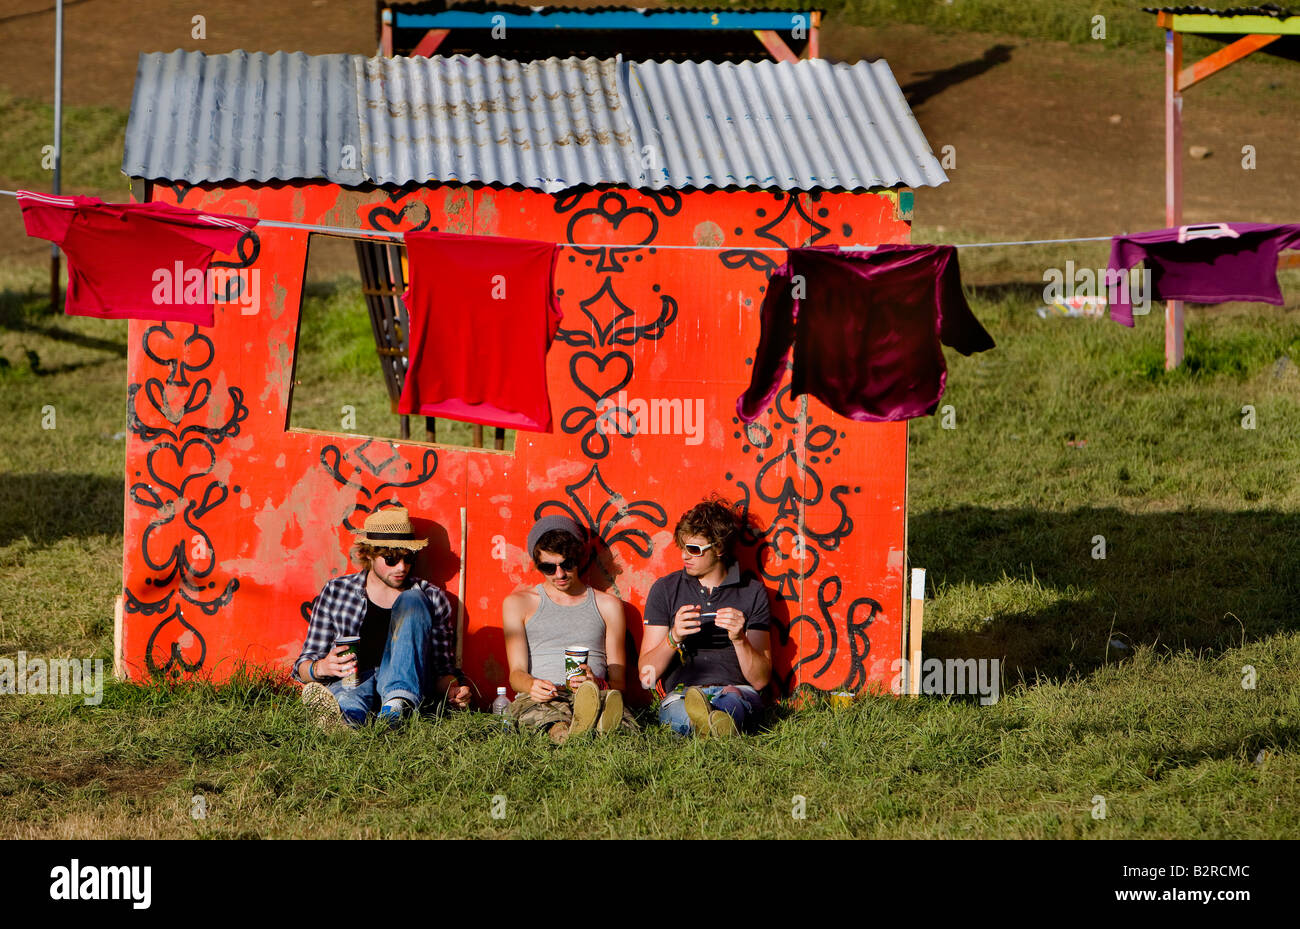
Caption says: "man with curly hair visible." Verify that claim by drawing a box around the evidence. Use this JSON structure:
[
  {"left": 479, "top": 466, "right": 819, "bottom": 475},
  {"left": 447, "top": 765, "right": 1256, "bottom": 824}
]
[
  {"left": 639, "top": 497, "right": 773, "bottom": 736},
  {"left": 502, "top": 515, "right": 637, "bottom": 743},
  {"left": 294, "top": 506, "right": 471, "bottom": 729}
]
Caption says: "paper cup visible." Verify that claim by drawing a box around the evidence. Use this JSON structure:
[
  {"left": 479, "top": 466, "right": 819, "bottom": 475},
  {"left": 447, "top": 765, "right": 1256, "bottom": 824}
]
[
  {"left": 336, "top": 635, "right": 361, "bottom": 689},
  {"left": 564, "top": 646, "right": 589, "bottom": 683}
]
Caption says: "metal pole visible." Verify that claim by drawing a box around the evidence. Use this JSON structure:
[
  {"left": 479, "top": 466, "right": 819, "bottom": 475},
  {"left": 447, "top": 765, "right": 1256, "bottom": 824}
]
[
  {"left": 1164, "top": 28, "right": 1184, "bottom": 370},
  {"left": 50, "top": 0, "right": 63, "bottom": 312}
]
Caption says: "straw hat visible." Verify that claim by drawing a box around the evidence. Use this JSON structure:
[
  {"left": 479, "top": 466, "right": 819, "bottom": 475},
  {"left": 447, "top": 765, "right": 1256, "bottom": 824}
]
[{"left": 351, "top": 506, "right": 428, "bottom": 551}]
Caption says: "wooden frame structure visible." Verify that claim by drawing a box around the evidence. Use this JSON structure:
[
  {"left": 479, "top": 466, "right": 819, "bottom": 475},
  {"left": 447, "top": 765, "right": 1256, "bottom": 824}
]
[
  {"left": 379, "top": 4, "right": 822, "bottom": 62},
  {"left": 1153, "top": 7, "right": 1299, "bottom": 369}
]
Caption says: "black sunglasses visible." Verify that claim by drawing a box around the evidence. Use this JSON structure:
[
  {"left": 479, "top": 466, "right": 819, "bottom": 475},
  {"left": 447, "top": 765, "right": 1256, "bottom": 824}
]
[
  {"left": 535, "top": 558, "right": 577, "bottom": 576},
  {"left": 380, "top": 552, "right": 417, "bottom": 566}
]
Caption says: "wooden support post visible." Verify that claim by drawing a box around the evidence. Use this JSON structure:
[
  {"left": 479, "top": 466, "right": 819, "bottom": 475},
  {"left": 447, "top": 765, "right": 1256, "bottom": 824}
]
[
  {"left": 113, "top": 594, "right": 125, "bottom": 680},
  {"left": 380, "top": 8, "right": 393, "bottom": 56},
  {"left": 754, "top": 29, "right": 799, "bottom": 64},
  {"left": 1164, "top": 29, "right": 1184, "bottom": 370},
  {"left": 908, "top": 568, "right": 925, "bottom": 696},
  {"left": 494, "top": 427, "right": 505, "bottom": 451},
  {"left": 1179, "top": 33, "right": 1280, "bottom": 91},
  {"left": 472, "top": 424, "right": 484, "bottom": 448},
  {"left": 412, "top": 29, "right": 450, "bottom": 57},
  {"left": 808, "top": 11, "right": 820, "bottom": 59},
  {"left": 455, "top": 507, "right": 467, "bottom": 666}
]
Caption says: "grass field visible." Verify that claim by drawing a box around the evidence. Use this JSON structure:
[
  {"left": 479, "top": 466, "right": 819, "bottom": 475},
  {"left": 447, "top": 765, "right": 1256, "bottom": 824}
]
[{"left": 3, "top": 246, "right": 1298, "bottom": 838}]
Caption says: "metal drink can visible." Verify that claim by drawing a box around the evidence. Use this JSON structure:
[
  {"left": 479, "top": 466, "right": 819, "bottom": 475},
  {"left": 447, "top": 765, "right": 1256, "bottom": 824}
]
[
  {"left": 336, "top": 635, "right": 361, "bottom": 689},
  {"left": 829, "top": 690, "right": 855, "bottom": 708},
  {"left": 564, "top": 646, "right": 589, "bottom": 684}
]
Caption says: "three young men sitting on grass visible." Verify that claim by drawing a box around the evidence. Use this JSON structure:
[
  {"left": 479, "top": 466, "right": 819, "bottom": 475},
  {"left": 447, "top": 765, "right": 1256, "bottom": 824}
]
[{"left": 297, "top": 499, "right": 774, "bottom": 738}]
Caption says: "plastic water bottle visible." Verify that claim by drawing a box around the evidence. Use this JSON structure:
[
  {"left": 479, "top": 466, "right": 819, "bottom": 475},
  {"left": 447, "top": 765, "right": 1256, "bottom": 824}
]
[{"left": 491, "top": 687, "right": 512, "bottom": 728}]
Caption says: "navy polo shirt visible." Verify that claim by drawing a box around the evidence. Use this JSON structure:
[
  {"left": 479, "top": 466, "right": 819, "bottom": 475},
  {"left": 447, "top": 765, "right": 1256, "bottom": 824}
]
[{"left": 643, "top": 562, "right": 772, "bottom": 690}]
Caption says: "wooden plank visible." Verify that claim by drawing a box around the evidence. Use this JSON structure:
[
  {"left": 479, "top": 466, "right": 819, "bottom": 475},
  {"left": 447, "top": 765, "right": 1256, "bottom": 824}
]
[
  {"left": 455, "top": 506, "right": 467, "bottom": 666},
  {"left": 908, "top": 568, "right": 925, "bottom": 696},
  {"left": 380, "top": 9, "right": 393, "bottom": 56},
  {"left": 411, "top": 28, "right": 450, "bottom": 58},
  {"left": 113, "top": 594, "right": 124, "bottom": 680},
  {"left": 1179, "top": 34, "right": 1280, "bottom": 91},
  {"left": 1170, "top": 13, "right": 1300, "bottom": 35},
  {"left": 754, "top": 29, "right": 799, "bottom": 64},
  {"left": 397, "top": 10, "right": 808, "bottom": 31}
]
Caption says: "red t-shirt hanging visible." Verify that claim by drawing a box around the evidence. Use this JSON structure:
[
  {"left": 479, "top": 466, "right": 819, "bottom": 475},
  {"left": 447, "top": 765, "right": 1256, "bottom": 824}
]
[
  {"left": 398, "top": 231, "right": 562, "bottom": 432},
  {"left": 17, "top": 190, "right": 256, "bottom": 326}
]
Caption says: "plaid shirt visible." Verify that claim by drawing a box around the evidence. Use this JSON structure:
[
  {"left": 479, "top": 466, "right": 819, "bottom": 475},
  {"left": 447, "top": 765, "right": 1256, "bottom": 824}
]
[{"left": 294, "top": 571, "right": 458, "bottom": 683}]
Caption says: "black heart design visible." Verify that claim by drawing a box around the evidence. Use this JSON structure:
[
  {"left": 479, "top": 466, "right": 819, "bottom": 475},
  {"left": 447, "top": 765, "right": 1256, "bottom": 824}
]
[
  {"left": 142, "top": 324, "right": 214, "bottom": 386},
  {"left": 145, "top": 608, "right": 207, "bottom": 678},
  {"left": 366, "top": 200, "right": 431, "bottom": 232},
  {"left": 570, "top": 351, "right": 633, "bottom": 406},
  {"left": 145, "top": 380, "right": 202, "bottom": 425},
  {"left": 147, "top": 440, "right": 216, "bottom": 497}
]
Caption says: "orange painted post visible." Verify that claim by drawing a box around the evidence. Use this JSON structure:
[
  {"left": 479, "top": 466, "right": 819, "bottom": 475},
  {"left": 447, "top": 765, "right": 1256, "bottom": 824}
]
[
  {"left": 412, "top": 29, "right": 450, "bottom": 58},
  {"left": 380, "top": 9, "right": 393, "bottom": 56},
  {"left": 754, "top": 29, "right": 799, "bottom": 64},
  {"left": 1178, "top": 33, "right": 1280, "bottom": 90},
  {"left": 808, "top": 11, "right": 821, "bottom": 60},
  {"left": 1165, "top": 29, "right": 1184, "bottom": 370}
]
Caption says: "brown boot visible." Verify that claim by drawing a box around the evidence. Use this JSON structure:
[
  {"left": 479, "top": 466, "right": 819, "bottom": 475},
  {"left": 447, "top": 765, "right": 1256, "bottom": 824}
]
[
  {"left": 683, "top": 687, "right": 711, "bottom": 737},
  {"left": 708, "top": 709, "right": 738, "bottom": 737},
  {"left": 597, "top": 689, "right": 623, "bottom": 734},
  {"left": 302, "top": 682, "right": 347, "bottom": 732},
  {"left": 569, "top": 681, "right": 600, "bottom": 736}
]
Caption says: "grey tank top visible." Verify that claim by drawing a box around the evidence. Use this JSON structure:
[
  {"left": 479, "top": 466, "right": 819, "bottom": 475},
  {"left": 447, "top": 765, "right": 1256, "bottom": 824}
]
[{"left": 526, "top": 585, "right": 608, "bottom": 684}]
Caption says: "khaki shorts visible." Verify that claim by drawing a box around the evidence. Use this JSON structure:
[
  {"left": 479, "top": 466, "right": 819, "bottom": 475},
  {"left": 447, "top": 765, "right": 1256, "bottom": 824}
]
[{"left": 509, "top": 689, "right": 639, "bottom": 732}]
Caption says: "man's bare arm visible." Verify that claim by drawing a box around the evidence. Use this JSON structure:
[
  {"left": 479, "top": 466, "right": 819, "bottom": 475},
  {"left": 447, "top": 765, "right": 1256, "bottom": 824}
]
[
  {"left": 733, "top": 627, "right": 772, "bottom": 690},
  {"left": 502, "top": 591, "right": 536, "bottom": 695},
  {"left": 595, "top": 591, "right": 627, "bottom": 691}
]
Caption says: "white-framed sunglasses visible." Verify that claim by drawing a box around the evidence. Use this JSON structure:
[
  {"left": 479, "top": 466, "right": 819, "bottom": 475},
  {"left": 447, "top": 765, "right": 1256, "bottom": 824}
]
[{"left": 681, "top": 542, "right": 713, "bottom": 556}]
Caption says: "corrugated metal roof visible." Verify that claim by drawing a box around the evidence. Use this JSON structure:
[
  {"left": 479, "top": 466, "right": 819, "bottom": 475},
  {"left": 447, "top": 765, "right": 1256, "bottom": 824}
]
[
  {"left": 627, "top": 58, "right": 947, "bottom": 190},
  {"left": 123, "top": 50, "right": 365, "bottom": 186},
  {"left": 1143, "top": 5, "right": 1298, "bottom": 15},
  {"left": 124, "top": 50, "right": 946, "bottom": 192},
  {"left": 357, "top": 55, "right": 647, "bottom": 191}
]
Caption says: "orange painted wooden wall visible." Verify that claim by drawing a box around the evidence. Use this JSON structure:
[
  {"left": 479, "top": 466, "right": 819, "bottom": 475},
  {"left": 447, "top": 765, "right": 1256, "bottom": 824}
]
[{"left": 120, "top": 181, "right": 912, "bottom": 704}]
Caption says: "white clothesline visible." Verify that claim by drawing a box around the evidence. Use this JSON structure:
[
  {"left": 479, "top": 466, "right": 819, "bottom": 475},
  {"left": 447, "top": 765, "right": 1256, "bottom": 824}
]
[{"left": 0, "top": 188, "right": 1122, "bottom": 251}]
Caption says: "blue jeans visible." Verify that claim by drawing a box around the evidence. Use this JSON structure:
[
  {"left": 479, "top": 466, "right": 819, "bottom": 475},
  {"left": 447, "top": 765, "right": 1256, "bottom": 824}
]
[
  {"left": 658, "top": 684, "right": 763, "bottom": 736},
  {"left": 326, "top": 589, "right": 436, "bottom": 727}
]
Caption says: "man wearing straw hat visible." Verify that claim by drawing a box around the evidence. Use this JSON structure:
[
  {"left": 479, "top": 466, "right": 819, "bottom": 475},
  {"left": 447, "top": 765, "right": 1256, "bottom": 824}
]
[
  {"left": 295, "top": 506, "right": 471, "bottom": 729},
  {"left": 502, "top": 515, "right": 637, "bottom": 743}
]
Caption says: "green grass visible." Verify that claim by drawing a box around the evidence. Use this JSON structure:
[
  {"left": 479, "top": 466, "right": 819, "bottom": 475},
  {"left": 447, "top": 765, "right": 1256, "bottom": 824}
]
[
  {"left": 0, "top": 89, "right": 130, "bottom": 193},
  {"left": 3, "top": 252, "right": 1299, "bottom": 837},
  {"left": 2, "top": 643, "right": 1296, "bottom": 838},
  {"left": 290, "top": 273, "right": 517, "bottom": 451}
]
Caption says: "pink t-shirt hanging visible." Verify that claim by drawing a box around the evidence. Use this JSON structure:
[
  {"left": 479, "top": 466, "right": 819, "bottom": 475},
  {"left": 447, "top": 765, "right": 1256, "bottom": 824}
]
[
  {"left": 398, "top": 231, "right": 562, "bottom": 432},
  {"left": 17, "top": 190, "right": 256, "bottom": 326},
  {"left": 1107, "top": 222, "right": 1300, "bottom": 326}
]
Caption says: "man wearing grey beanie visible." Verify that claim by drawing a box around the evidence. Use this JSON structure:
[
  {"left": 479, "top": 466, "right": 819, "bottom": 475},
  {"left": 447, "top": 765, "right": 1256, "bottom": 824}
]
[{"left": 501, "top": 515, "right": 637, "bottom": 742}]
